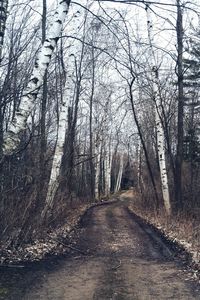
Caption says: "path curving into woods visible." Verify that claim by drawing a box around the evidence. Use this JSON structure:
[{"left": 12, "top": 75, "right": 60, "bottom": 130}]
[{"left": 0, "top": 198, "right": 199, "bottom": 299}]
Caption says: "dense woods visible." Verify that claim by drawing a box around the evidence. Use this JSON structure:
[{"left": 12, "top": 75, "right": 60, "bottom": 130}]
[{"left": 0, "top": 0, "right": 199, "bottom": 253}]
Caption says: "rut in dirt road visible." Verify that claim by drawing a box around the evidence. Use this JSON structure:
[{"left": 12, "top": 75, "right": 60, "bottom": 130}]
[{"left": 1, "top": 200, "right": 200, "bottom": 300}]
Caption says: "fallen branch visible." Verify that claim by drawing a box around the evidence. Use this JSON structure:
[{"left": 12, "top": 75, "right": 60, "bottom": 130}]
[{"left": 48, "top": 235, "right": 87, "bottom": 255}]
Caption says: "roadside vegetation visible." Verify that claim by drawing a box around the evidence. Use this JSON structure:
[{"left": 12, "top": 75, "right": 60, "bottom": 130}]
[{"left": 123, "top": 190, "right": 200, "bottom": 279}]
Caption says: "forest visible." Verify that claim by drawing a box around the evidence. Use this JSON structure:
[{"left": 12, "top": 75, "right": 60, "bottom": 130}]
[{"left": 0, "top": 0, "right": 199, "bottom": 274}]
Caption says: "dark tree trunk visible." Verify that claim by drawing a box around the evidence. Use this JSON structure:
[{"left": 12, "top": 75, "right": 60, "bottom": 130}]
[
  {"left": 0, "top": 0, "right": 9, "bottom": 208},
  {"left": 89, "top": 47, "right": 95, "bottom": 198},
  {"left": 129, "top": 78, "right": 159, "bottom": 211},
  {"left": 175, "top": 0, "right": 184, "bottom": 211}
]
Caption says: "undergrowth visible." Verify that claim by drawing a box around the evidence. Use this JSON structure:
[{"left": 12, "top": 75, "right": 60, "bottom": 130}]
[{"left": 122, "top": 190, "right": 200, "bottom": 271}]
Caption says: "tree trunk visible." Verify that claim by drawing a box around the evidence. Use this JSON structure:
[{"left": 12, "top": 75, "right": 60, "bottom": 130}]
[
  {"left": 0, "top": 0, "right": 8, "bottom": 61},
  {"left": 39, "top": 0, "right": 48, "bottom": 198},
  {"left": 3, "top": 0, "right": 71, "bottom": 155},
  {"left": 137, "top": 141, "right": 143, "bottom": 192},
  {"left": 0, "top": 0, "right": 9, "bottom": 208},
  {"left": 175, "top": 0, "right": 184, "bottom": 211},
  {"left": 146, "top": 4, "right": 171, "bottom": 215},
  {"left": 155, "top": 106, "right": 171, "bottom": 214},
  {"left": 95, "top": 138, "right": 102, "bottom": 200},
  {"left": 89, "top": 47, "right": 95, "bottom": 198},
  {"left": 41, "top": 97, "right": 68, "bottom": 219},
  {"left": 115, "top": 154, "right": 123, "bottom": 193},
  {"left": 104, "top": 142, "right": 112, "bottom": 196},
  {"left": 129, "top": 78, "right": 160, "bottom": 211}
]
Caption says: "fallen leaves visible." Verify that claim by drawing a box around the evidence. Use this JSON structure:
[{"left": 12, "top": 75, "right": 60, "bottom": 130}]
[{"left": 0, "top": 204, "right": 90, "bottom": 265}]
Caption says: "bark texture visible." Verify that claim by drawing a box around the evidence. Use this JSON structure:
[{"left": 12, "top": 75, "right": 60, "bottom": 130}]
[
  {"left": 39, "top": 0, "right": 48, "bottom": 190},
  {"left": 41, "top": 97, "right": 68, "bottom": 218},
  {"left": 0, "top": 0, "right": 8, "bottom": 59},
  {"left": 115, "top": 154, "right": 123, "bottom": 193},
  {"left": 3, "top": 0, "right": 71, "bottom": 155},
  {"left": 104, "top": 144, "right": 112, "bottom": 196},
  {"left": 146, "top": 4, "right": 171, "bottom": 215},
  {"left": 175, "top": 0, "right": 184, "bottom": 210},
  {"left": 95, "top": 138, "right": 102, "bottom": 200}
]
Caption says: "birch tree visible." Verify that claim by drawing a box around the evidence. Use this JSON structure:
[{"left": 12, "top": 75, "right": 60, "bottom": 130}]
[
  {"left": 146, "top": 4, "right": 171, "bottom": 215},
  {"left": 0, "top": 0, "right": 8, "bottom": 60},
  {"left": 3, "top": 0, "right": 71, "bottom": 155},
  {"left": 0, "top": 0, "right": 8, "bottom": 148},
  {"left": 95, "top": 137, "right": 102, "bottom": 200},
  {"left": 41, "top": 84, "right": 69, "bottom": 219},
  {"left": 114, "top": 153, "right": 123, "bottom": 193},
  {"left": 104, "top": 140, "right": 112, "bottom": 196},
  {"left": 39, "top": 0, "right": 48, "bottom": 192},
  {"left": 103, "top": 98, "right": 112, "bottom": 196}
]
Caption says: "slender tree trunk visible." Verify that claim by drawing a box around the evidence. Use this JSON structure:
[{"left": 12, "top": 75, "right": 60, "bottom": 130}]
[
  {"left": 129, "top": 78, "right": 159, "bottom": 210},
  {"left": 189, "top": 99, "right": 195, "bottom": 202},
  {"left": 0, "top": 0, "right": 8, "bottom": 61},
  {"left": 146, "top": 4, "right": 171, "bottom": 215},
  {"left": 137, "top": 141, "right": 142, "bottom": 190},
  {"left": 41, "top": 51, "right": 73, "bottom": 218},
  {"left": 115, "top": 154, "right": 123, "bottom": 193},
  {"left": 65, "top": 17, "right": 86, "bottom": 195},
  {"left": 0, "top": 0, "right": 9, "bottom": 209},
  {"left": 39, "top": 0, "right": 48, "bottom": 197},
  {"left": 3, "top": 0, "right": 71, "bottom": 155},
  {"left": 162, "top": 114, "right": 176, "bottom": 182},
  {"left": 155, "top": 105, "right": 171, "bottom": 214},
  {"left": 104, "top": 142, "right": 112, "bottom": 196},
  {"left": 121, "top": 13, "right": 159, "bottom": 208},
  {"left": 95, "top": 138, "right": 102, "bottom": 200},
  {"left": 175, "top": 0, "right": 184, "bottom": 211},
  {"left": 41, "top": 97, "right": 68, "bottom": 219},
  {"left": 66, "top": 77, "right": 81, "bottom": 194},
  {"left": 89, "top": 47, "right": 95, "bottom": 198}
]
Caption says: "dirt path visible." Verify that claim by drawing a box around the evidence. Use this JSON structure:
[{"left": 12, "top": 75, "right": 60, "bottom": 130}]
[{"left": 1, "top": 199, "right": 200, "bottom": 299}]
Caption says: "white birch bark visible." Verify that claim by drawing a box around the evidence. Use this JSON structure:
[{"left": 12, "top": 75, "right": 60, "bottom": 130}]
[
  {"left": 41, "top": 54, "right": 73, "bottom": 218},
  {"left": 104, "top": 145, "right": 112, "bottom": 196},
  {"left": 155, "top": 110, "right": 171, "bottom": 214},
  {"left": 0, "top": 0, "right": 8, "bottom": 59},
  {"left": 146, "top": 5, "right": 171, "bottom": 215},
  {"left": 137, "top": 141, "right": 141, "bottom": 189},
  {"left": 41, "top": 97, "right": 68, "bottom": 218},
  {"left": 115, "top": 154, "right": 123, "bottom": 193},
  {"left": 3, "top": 0, "right": 71, "bottom": 155}
]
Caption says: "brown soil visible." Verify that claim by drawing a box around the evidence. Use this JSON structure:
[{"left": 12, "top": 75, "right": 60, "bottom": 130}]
[{"left": 0, "top": 199, "right": 200, "bottom": 299}]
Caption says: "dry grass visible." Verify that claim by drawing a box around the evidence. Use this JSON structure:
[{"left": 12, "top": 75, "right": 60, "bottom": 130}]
[{"left": 121, "top": 190, "right": 200, "bottom": 269}]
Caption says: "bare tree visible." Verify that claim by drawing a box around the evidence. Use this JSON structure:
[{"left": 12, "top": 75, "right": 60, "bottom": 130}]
[
  {"left": 0, "top": 0, "right": 8, "bottom": 60},
  {"left": 175, "top": 0, "right": 184, "bottom": 211},
  {"left": 3, "top": 0, "right": 71, "bottom": 155},
  {"left": 146, "top": 4, "right": 171, "bottom": 215}
]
